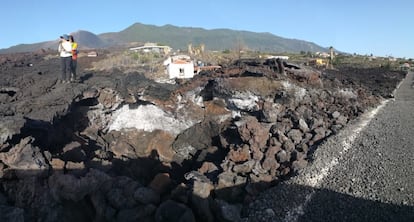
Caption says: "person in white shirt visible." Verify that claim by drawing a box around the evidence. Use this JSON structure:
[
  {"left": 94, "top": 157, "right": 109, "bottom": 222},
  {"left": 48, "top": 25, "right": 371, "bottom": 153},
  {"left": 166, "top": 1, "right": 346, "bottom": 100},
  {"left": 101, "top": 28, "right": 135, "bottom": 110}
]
[{"left": 58, "top": 34, "right": 72, "bottom": 83}]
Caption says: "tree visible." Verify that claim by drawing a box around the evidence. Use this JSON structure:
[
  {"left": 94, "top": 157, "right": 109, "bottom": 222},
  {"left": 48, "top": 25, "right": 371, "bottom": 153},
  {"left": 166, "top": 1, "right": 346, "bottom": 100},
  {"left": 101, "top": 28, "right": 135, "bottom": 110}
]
[{"left": 234, "top": 37, "right": 246, "bottom": 61}]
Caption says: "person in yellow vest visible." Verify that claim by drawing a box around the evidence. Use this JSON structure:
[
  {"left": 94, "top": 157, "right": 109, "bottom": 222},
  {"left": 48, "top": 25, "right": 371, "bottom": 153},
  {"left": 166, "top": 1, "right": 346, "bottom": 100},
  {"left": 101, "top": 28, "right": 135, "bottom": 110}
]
[{"left": 69, "top": 35, "right": 78, "bottom": 82}]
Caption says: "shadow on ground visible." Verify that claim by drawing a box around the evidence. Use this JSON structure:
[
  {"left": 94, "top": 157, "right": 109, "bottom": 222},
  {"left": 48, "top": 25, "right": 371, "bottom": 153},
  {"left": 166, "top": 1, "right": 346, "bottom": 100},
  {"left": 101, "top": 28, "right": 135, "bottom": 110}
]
[{"left": 1, "top": 154, "right": 413, "bottom": 222}]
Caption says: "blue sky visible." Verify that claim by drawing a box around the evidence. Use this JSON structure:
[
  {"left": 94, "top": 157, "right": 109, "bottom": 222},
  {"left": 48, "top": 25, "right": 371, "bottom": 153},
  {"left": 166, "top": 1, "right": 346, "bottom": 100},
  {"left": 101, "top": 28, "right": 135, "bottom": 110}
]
[{"left": 1, "top": 0, "right": 413, "bottom": 58}]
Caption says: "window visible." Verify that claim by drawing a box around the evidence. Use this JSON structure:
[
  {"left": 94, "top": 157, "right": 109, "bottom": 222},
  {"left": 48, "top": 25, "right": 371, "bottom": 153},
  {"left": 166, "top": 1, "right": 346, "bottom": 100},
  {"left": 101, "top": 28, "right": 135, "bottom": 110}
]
[{"left": 179, "top": 68, "right": 185, "bottom": 76}]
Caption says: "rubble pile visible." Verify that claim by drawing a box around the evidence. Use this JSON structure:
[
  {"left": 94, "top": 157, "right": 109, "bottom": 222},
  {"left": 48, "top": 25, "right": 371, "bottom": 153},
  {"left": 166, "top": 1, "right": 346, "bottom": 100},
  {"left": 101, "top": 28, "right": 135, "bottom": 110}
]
[{"left": 0, "top": 52, "right": 406, "bottom": 221}]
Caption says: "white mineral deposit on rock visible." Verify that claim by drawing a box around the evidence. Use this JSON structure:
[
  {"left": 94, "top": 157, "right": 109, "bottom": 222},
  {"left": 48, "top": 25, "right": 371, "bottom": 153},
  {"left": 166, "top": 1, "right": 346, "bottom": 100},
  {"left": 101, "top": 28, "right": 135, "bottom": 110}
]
[{"left": 108, "top": 104, "right": 194, "bottom": 135}]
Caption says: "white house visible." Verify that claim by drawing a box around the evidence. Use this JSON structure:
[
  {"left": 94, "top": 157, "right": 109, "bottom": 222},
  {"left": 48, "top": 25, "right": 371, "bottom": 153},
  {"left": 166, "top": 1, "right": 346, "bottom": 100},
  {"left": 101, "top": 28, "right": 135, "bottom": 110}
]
[
  {"left": 130, "top": 43, "right": 172, "bottom": 55},
  {"left": 267, "top": 55, "right": 289, "bottom": 60},
  {"left": 163, "top": 55, "right": 195, "bottom": 79},
  {"left": 315, "top": 52, "right": 330, "bottom": 58}
]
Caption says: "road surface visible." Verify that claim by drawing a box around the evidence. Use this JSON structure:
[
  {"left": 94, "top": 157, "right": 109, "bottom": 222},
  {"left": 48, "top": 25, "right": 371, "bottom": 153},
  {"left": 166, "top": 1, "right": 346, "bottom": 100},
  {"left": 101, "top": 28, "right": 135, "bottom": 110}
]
[{"left": 246, "top": 71, "right": 414, "bottom": 222}]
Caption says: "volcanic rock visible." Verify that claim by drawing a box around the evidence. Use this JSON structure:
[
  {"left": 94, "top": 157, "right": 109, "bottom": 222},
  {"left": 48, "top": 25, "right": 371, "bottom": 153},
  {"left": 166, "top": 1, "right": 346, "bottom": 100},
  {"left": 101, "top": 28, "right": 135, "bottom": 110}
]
[
  {"left": 228, "top": 144, "right": 251, "bottom": 163},
  {"left": 287, "top": 129, "right": 303, "bottom": 144},
  {"left": 172, "top": 120, "right": 221, "bottom": 163},
  {"left": 0, "top": 137, "right": 48, "bottom": 178},
  {"left": 0, "top": 205, "right": 24, "bottom": 222},
  {"left": 155, "top": 199, "right": 196, "bottom": 222},
  {"left": 134, "top": 187, "right": 161, "bottom": 205},
  {"left": 0, "top": 52, "right": 406, "bottom": 222},
  {"left": 61, "top": 141, "right": 86, "bottom": 162},
  {"left": 198, "top": 161, "right": 219, "bottom": 175},
  {"left": 116, "top": 204, "right": 157, "bottom": 222},
  {"left": 212, "top": 199, "right": 242, "bottom": 222},
  {"left": 0, "top": 116, "right": 25, "bottom": 145},
  {"left": 149, "top": 173, "right": 172, "bottom": 195},
  {"left": 235, "top": 116, "right": 270, "bottom": 162}
]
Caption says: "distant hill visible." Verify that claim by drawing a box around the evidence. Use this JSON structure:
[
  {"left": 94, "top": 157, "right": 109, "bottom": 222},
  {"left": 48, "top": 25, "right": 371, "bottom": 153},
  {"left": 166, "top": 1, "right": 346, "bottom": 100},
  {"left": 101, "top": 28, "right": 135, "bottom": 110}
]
[
  {"left": 0, "top": 23, "right": 329, "bottom": 54},
  {"left": 0, "top": 30, "right": 107, "bottom": 54}
]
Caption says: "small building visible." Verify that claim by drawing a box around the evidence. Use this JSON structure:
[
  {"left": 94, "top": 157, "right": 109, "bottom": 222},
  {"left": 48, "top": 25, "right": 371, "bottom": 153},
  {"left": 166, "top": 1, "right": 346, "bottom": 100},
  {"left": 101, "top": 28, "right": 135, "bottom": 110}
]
[
  {"left": 130, "top": 43, "right": 171, "bottom": 54},
  {"left": 163, "top": 55, "right": 195, "bottom": 79},
  {"left": 315, "top": 52, "right": 330, "bottom": 58},
  {"left": 267, "top": 55, "right": 289, "bottom": 60},
  {"left": 87, "top": 51, "right": 98, "bottom": 57}
]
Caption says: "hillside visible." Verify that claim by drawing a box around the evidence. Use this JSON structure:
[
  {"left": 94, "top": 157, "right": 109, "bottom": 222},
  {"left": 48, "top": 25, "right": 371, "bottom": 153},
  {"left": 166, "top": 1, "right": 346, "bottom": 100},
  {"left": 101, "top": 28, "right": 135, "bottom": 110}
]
[
  {"left": 0, "top": 30, "right": 108, "bottom": 54},
  {"left": 102, "top": 23, "right": 327, "bottom": 52},
  {"left": 0, "top": 22, "right": 329, "bottom": 54}
]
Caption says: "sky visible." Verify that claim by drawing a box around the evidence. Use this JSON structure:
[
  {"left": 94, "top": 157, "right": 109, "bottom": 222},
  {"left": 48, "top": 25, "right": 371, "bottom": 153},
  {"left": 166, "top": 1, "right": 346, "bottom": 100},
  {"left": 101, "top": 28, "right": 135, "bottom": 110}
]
[{"left": 1, "top": 0, "right": 413, "bottom": 58}]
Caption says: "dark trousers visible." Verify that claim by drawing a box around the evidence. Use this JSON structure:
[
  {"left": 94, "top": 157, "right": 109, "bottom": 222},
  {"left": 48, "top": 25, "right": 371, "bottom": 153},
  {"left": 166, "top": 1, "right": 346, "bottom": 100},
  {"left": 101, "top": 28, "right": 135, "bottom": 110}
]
[
  {"left": 60, "top": 57, "right": 72, "bottom": 81},
  {"left": 71, "top": 59, "right": 77, "bottom": 79}
]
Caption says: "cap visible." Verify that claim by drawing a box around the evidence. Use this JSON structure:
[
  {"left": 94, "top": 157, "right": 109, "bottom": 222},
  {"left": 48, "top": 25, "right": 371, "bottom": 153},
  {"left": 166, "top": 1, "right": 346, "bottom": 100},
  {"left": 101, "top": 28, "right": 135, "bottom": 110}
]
[{"left": 60, "top": 34, "right": 69, "bottom": 40}]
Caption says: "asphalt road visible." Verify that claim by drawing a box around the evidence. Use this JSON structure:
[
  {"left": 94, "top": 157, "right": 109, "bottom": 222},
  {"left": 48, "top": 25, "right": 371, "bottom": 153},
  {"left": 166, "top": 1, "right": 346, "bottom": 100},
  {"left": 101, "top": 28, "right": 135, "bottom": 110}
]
[{"left": 246, "top": 71, "right": 414, "bottom": 222}]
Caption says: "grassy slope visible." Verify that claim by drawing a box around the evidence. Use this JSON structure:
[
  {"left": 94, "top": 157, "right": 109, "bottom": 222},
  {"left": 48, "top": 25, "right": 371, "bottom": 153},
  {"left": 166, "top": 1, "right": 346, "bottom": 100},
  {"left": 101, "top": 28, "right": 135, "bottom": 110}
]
[{"left": 101, "top": 23, "right": 328, "bottom": 53}]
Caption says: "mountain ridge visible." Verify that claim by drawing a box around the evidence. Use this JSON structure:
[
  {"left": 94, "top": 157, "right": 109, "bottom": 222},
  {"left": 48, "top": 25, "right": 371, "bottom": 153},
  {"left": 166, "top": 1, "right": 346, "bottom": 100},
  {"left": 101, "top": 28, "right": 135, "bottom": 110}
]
[{"left": 0, "top": 22, "right": 329, "bottom": 54}]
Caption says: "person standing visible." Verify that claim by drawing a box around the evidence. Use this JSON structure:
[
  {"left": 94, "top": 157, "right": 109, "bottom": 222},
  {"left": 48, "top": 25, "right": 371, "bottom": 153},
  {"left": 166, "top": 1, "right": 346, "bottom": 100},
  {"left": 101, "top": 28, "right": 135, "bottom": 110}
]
[
  {"left": 58, "top": 34, "right": 72, "bottom": 83},
  {"left": 69, "top": 35, "right": 78, "bottom": 82}
]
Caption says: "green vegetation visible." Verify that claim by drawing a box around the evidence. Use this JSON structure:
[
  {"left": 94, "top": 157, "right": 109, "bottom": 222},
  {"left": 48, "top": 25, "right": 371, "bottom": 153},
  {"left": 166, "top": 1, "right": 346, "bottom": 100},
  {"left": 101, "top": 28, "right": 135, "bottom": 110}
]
[
  {"left": 88, "top": 46, "right": 411, "bottom": 83},
  {"left": 103, "top": 23, "right": 328, "bottom": 53}
]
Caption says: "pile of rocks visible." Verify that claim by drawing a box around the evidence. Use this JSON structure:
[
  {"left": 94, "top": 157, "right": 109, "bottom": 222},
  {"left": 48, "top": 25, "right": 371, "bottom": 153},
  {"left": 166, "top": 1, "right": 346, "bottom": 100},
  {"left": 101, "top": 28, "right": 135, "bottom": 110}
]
[{"left": 0, "top": 53, "right": 406, "bottom": 221}]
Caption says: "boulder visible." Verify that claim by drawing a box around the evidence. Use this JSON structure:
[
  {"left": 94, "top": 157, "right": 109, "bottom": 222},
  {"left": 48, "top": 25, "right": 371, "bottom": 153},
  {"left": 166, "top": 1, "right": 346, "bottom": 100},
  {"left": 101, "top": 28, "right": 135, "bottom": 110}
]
[
  {"left": 298, "top": 118, "right": 310, "bottom": 132},
  {"left": 0, "top": 205, "right": 24, "bottom": 222},
  {"left": 82, "top": 88, "right": 99, "bottom": 99},
  {"left": 149, "top": 173, "right": 172, "bottom": 195},
  {"left": 198, "top": 162, "right": 219, "bottom": 175},
  {"left": 311, "top": 126, "right": 327, "bottom": 144},
  {"left": 0, "top": 116, "right": 25, "bottom": 145},
  {"left": 191, "top": 179, "right": 215, "bottom": 222},
  {"left": 97, "top": 88, "right": 123, "bottom": 110},
  {"left": 215, "top": 171, "right": 247, "bottom": 202},
  {"left": 98, "top": 176, "right": 141, "bottom": 210},
  {"left": 116, "top": 204, "right": 156, "bottom": 222},
  {"left": 146, "top": 130, "right": 176, "bottom": 163},
  {"left": 282, "top": 139, "right": 295, "bottom": 152},
  {"left": 155, "top": 200, "right": 196, "bottom": 222},
  {"left": 61, "top": 141, "right": 86, "bottom": 162},
  {"left": 0, "top": 162, "right": 4, "bottom": 178},
  {"left": 0, "top": 137, "right": 49, "bottom": 178},
  {"left": 134, "top": 187, "right": 160, "bottom": 205},
  {"left": 173, "top": 120, "right": 221, "bottom": 163},
  {"left": 292, "top": 158, "right": 308, "bottom": 171},
  {"left": 262, "top": 145, "right": 281, "bottom": 173},
  {"left": 0, "top": 192, "right": 6, "bottom": 205},
  {"left": 260, "top": 101, "right": 283, "bottom": 123},
  {"left": 228, "top": 144, "right": 250, "bottom": 163},
  {"left": 48, "top": 169, "right": 111, "bottom": 202},
  {"left": 232, "top": 160, "right": 255, "bottom": 174},
  {"left": 335, "top": 115, "right": 348, "bottom": 126},
  {"left": 236, "top": 116, "right": 269, "bottom": 149},
  {"left": 203, "top": 99, "right": 232, "bottom": 119},
  {"left": 331, "top": 111, "right": 341, "bottom": 119},
  {"left": 309, "top": 117, "right": 324, "bottom": 130},
  {"left": 287, "top": 129, "right": 303, "bottom": 145},
  {"left": 276, "top": 150, "right": 289, "bottom": 163},
  {"left": 212, "top": 199, "right": 242, "bottom": 222},
  {"left": 65, "top": 161, "right": 87, "bottom": 176}
]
